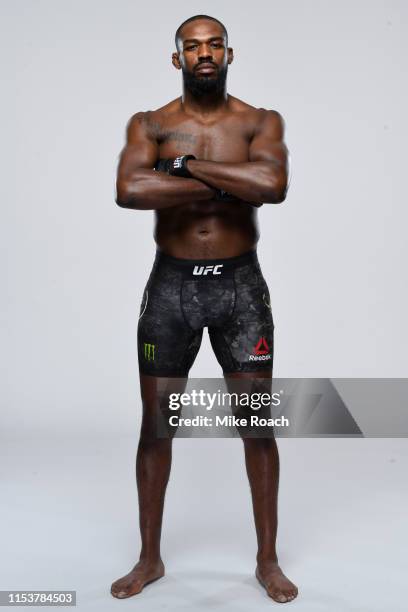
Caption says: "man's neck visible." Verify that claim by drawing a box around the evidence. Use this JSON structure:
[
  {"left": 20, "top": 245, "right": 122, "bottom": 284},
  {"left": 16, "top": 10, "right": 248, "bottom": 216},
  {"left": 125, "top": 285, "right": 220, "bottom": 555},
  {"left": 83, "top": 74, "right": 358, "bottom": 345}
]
[{"left": 181, "top": 88, "right": 229, "bottom": 118}]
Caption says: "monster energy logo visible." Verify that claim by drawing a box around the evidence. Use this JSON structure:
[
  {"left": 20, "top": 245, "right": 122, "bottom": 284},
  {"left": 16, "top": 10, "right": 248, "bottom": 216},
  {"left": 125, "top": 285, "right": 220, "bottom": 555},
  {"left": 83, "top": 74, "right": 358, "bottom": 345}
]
[{"left": 144, "top": 343, "right": 155, "bottom": 361}]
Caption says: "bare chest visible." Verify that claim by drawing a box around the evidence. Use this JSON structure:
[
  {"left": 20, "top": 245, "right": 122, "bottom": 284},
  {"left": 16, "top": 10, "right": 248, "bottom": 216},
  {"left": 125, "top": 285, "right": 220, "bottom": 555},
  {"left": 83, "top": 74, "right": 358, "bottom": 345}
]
[{"left": 155, "top": 117, "right": 254, "bottom": 163}]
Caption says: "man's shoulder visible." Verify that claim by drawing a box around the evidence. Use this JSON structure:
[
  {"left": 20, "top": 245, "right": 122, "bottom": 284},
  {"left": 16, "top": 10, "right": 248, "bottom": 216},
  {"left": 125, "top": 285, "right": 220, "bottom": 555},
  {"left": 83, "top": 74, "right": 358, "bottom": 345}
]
[
  {"left": 228, "top": 96, "right": 284, "bottom": 128},
  {"left": 128, "top": 99, "right": 181, "bottom": 122},
  {"left": 254, "top": 108, "right": 285, "bottom": 137},
  {"left": 127, "top": 98, "right": 180, "bottom": 137}
]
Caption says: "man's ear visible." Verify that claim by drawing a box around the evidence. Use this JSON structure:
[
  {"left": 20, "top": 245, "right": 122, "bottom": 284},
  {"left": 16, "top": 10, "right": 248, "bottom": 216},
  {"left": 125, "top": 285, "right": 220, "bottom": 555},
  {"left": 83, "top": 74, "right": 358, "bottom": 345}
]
[
  {"left": 227, "top": 47, "right": 234, "bottom": 65},
  {"left": 172, "top": 52, "right": 182, "bottom": 70}
]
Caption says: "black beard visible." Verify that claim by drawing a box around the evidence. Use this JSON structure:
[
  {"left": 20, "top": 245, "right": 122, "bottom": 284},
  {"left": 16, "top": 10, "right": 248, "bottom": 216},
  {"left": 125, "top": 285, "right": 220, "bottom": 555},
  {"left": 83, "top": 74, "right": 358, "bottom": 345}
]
[{"left": 182, "top": 64, "right": 228, "bottom": 98}]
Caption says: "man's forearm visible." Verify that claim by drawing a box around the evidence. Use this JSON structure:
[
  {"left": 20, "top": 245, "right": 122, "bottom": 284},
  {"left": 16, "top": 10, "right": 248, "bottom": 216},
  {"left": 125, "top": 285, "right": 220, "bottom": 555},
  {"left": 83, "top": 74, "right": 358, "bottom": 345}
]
[
  {"left": 186, "top": 160, "right": 287, "bottom": 204},
  {"left": 116, "top": 169, "right": 216, "bottom": 210}
]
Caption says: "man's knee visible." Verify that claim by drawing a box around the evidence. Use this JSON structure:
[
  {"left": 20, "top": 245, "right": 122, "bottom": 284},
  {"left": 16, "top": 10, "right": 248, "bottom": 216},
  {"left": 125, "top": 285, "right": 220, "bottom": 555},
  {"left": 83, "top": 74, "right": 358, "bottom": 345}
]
[
  {"left": 243, "top": 436, "right": 277, "bottom": 452},
  {"left": 138, "top": 431, "right": 172, "bottom": 453}
]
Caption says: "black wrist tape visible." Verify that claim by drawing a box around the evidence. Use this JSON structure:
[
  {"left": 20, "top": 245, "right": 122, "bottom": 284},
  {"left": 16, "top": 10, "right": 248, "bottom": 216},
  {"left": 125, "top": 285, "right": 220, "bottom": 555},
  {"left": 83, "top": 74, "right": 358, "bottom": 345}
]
[
  {"left": 169, "top": 155, "right": 196, "bottom": 178},
  {"left": 154, "top": 159, "right": 172, "bottom": 173}
]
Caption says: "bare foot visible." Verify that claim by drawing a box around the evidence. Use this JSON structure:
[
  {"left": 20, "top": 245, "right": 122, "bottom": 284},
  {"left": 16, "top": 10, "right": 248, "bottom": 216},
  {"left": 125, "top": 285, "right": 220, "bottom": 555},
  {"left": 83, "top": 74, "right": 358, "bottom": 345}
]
[
  {"left": 110, "top": 559, "right": 165, "bottom": 599},
  {"left": 256, "top": 561, "right": 298, "bottom": 603}
]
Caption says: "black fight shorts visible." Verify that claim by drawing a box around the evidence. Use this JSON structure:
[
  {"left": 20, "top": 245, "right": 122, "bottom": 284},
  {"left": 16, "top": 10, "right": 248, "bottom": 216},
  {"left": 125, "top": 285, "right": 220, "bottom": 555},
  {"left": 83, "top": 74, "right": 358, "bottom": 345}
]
[{"left": 137, "top": 249, "right": 274, "bottom": 377}]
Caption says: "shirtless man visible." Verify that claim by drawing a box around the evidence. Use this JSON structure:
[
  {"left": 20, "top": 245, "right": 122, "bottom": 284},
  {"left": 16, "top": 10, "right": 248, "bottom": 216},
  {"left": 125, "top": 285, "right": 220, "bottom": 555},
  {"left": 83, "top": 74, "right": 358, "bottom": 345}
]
[{"left": 110, "top": 14, "right": 297, "bottom": 604}]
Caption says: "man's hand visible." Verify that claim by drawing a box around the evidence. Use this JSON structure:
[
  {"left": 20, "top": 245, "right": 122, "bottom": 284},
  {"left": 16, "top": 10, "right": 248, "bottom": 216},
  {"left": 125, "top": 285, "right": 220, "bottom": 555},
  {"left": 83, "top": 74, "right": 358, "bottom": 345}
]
[
  {"left": 155, "top": 155, "right": 196, "bottom": 177},
  {"left": 214, "top": 189, "right": 263, "bottom": 208}
]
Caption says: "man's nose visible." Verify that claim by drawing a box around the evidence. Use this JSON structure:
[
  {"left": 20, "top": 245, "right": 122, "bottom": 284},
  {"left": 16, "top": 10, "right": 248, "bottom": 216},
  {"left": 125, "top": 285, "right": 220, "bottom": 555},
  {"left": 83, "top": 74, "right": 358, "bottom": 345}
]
[{"left": 198, "top": 45, "right": 213, "bottom": 61}]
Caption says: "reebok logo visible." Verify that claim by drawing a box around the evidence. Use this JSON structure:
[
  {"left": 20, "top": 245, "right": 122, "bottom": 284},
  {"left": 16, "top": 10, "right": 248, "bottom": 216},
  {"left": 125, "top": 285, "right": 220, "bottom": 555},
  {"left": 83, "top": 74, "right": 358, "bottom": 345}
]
[
  {"left": 249, "top": 336, "right": 271, "bottom": 361},
  {"left": 144, "top": 343, "right": 155, "bottom": 361},
  {"left": 193, "top": 264, "right": 224, "bottom": 276},
  {"left": 173, "top": 157, "right": 183, "bottom": 169}
]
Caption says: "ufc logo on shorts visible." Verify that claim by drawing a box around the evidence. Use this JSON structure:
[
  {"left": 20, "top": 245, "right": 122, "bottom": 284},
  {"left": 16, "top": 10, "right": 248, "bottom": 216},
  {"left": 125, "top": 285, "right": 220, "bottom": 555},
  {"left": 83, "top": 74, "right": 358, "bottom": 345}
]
[
  {"left": 173, "top": 157, "right": 183, "bottom": 168},
  {"left": 193, "top": 264, "right": 224, "bottom": 276}
]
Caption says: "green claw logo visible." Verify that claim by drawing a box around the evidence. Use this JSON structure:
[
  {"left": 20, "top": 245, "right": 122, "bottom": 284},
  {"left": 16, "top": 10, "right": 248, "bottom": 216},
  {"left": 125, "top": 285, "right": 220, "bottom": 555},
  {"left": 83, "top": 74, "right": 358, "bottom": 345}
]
[{"left": 144, "top": 343, "right": 155, "bottom": 361}]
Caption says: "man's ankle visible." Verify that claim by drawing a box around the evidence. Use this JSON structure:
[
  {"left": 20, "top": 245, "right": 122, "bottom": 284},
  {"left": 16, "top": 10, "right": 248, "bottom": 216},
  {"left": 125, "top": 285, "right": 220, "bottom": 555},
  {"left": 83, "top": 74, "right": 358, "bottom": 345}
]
[
  {"left": 256, "top": 552, "right": 278, "bottom": 564},
  {"left": 138, "top": 553, "right": 163, "bottom": 565}
]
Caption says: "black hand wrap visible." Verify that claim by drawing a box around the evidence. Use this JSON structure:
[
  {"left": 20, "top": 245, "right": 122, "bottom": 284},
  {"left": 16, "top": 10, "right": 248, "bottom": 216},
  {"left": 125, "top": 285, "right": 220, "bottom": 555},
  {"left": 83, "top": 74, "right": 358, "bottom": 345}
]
[
  {"left": 154, "top": 158, "right": 172, "bottom": 174},
  {"left": 155, "top": 155, "right": 196, "bottom": 178}
]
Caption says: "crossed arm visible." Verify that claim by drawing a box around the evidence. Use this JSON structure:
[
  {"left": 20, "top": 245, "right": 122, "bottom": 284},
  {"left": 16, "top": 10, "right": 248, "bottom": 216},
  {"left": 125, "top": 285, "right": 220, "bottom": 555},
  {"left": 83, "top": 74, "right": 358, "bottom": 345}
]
[{"left": 115, "top": 110, "right": 289, "bottom": 210}]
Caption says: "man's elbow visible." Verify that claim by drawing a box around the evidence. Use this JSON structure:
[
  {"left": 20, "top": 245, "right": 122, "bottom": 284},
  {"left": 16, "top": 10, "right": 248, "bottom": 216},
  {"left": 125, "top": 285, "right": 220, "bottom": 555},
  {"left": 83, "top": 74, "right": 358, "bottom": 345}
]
[
  {"left": 272, "top": 184, "right": 288, "bottom": 204},
  {"left": 115, "top": 194, "right": 128, "bottom": 208},
  {"left": 115, "top": 195, "right": 134, "bottom": 208},
  {"left": 115, "top": 180, "right": 129, "bottom": 207},
  {"left": 263, "top": 178, "right": 288, "bottom": 204},
  {"left": 115, "top": 180, "right": 143, "bottom": 208}
]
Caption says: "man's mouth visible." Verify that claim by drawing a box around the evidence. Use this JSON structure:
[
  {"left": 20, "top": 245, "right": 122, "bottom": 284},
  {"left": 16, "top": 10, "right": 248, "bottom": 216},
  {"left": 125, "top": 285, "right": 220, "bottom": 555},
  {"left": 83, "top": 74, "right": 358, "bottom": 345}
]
[{"left": 195, "top": 64, "right": 217, "bottom": 74}]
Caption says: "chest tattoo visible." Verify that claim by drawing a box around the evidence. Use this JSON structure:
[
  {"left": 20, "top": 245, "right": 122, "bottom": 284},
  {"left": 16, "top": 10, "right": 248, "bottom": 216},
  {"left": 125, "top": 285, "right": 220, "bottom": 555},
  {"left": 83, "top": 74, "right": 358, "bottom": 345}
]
[
  {"left": 161, "top": 130, "right": 197, "bottom": 144},
  {"left": 144, "top": 116, "right": 197, "bottom": 144}
]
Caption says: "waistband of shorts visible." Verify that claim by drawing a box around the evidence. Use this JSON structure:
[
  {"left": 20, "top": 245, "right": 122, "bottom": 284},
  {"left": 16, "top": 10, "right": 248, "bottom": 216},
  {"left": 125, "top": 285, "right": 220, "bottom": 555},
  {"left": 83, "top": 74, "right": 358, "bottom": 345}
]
[{"left": 154, "top": 248, "right": 259, "bottom": 271}]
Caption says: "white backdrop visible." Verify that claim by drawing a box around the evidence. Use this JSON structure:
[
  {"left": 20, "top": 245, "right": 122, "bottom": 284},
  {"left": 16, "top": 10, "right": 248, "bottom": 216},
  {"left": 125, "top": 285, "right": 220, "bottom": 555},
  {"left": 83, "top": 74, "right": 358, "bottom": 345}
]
[{"left": 2, "top": 0, "right": 407, "bottom": 435}]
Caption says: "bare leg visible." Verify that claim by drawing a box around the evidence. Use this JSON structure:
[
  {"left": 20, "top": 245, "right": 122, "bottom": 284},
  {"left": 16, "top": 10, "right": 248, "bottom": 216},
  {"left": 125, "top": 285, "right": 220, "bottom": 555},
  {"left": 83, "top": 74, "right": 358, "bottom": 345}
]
[
  {"left": 225, "top": 371, "right": 298, "bottom": 603},
  {"left": 111, "top": 374, "right": 186, "bottom": 598}
]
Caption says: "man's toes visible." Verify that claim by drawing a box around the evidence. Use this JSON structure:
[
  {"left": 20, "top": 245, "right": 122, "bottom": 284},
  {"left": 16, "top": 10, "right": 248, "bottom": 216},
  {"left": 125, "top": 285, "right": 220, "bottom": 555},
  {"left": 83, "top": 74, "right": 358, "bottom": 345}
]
[
  {"left": 272, "top": 591, "right": 287, "bottom": 603},
  {"left": 289, "top": 586, "right": 298, "bottom": 599},
  {"left": 111, "top": 584, "right": 128, "bottom": 598},
  {"left": 111, "top": 579, "right": 142, "bottom": 598},
  {"left": 266, "top": 586, "right": 282, "bottom": 601},
  {"left": 268, "top": 588, "right": 297, "bottom": 603},
  {"left": 282, "top": 588, "right": 298, "bottom": 603}
]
